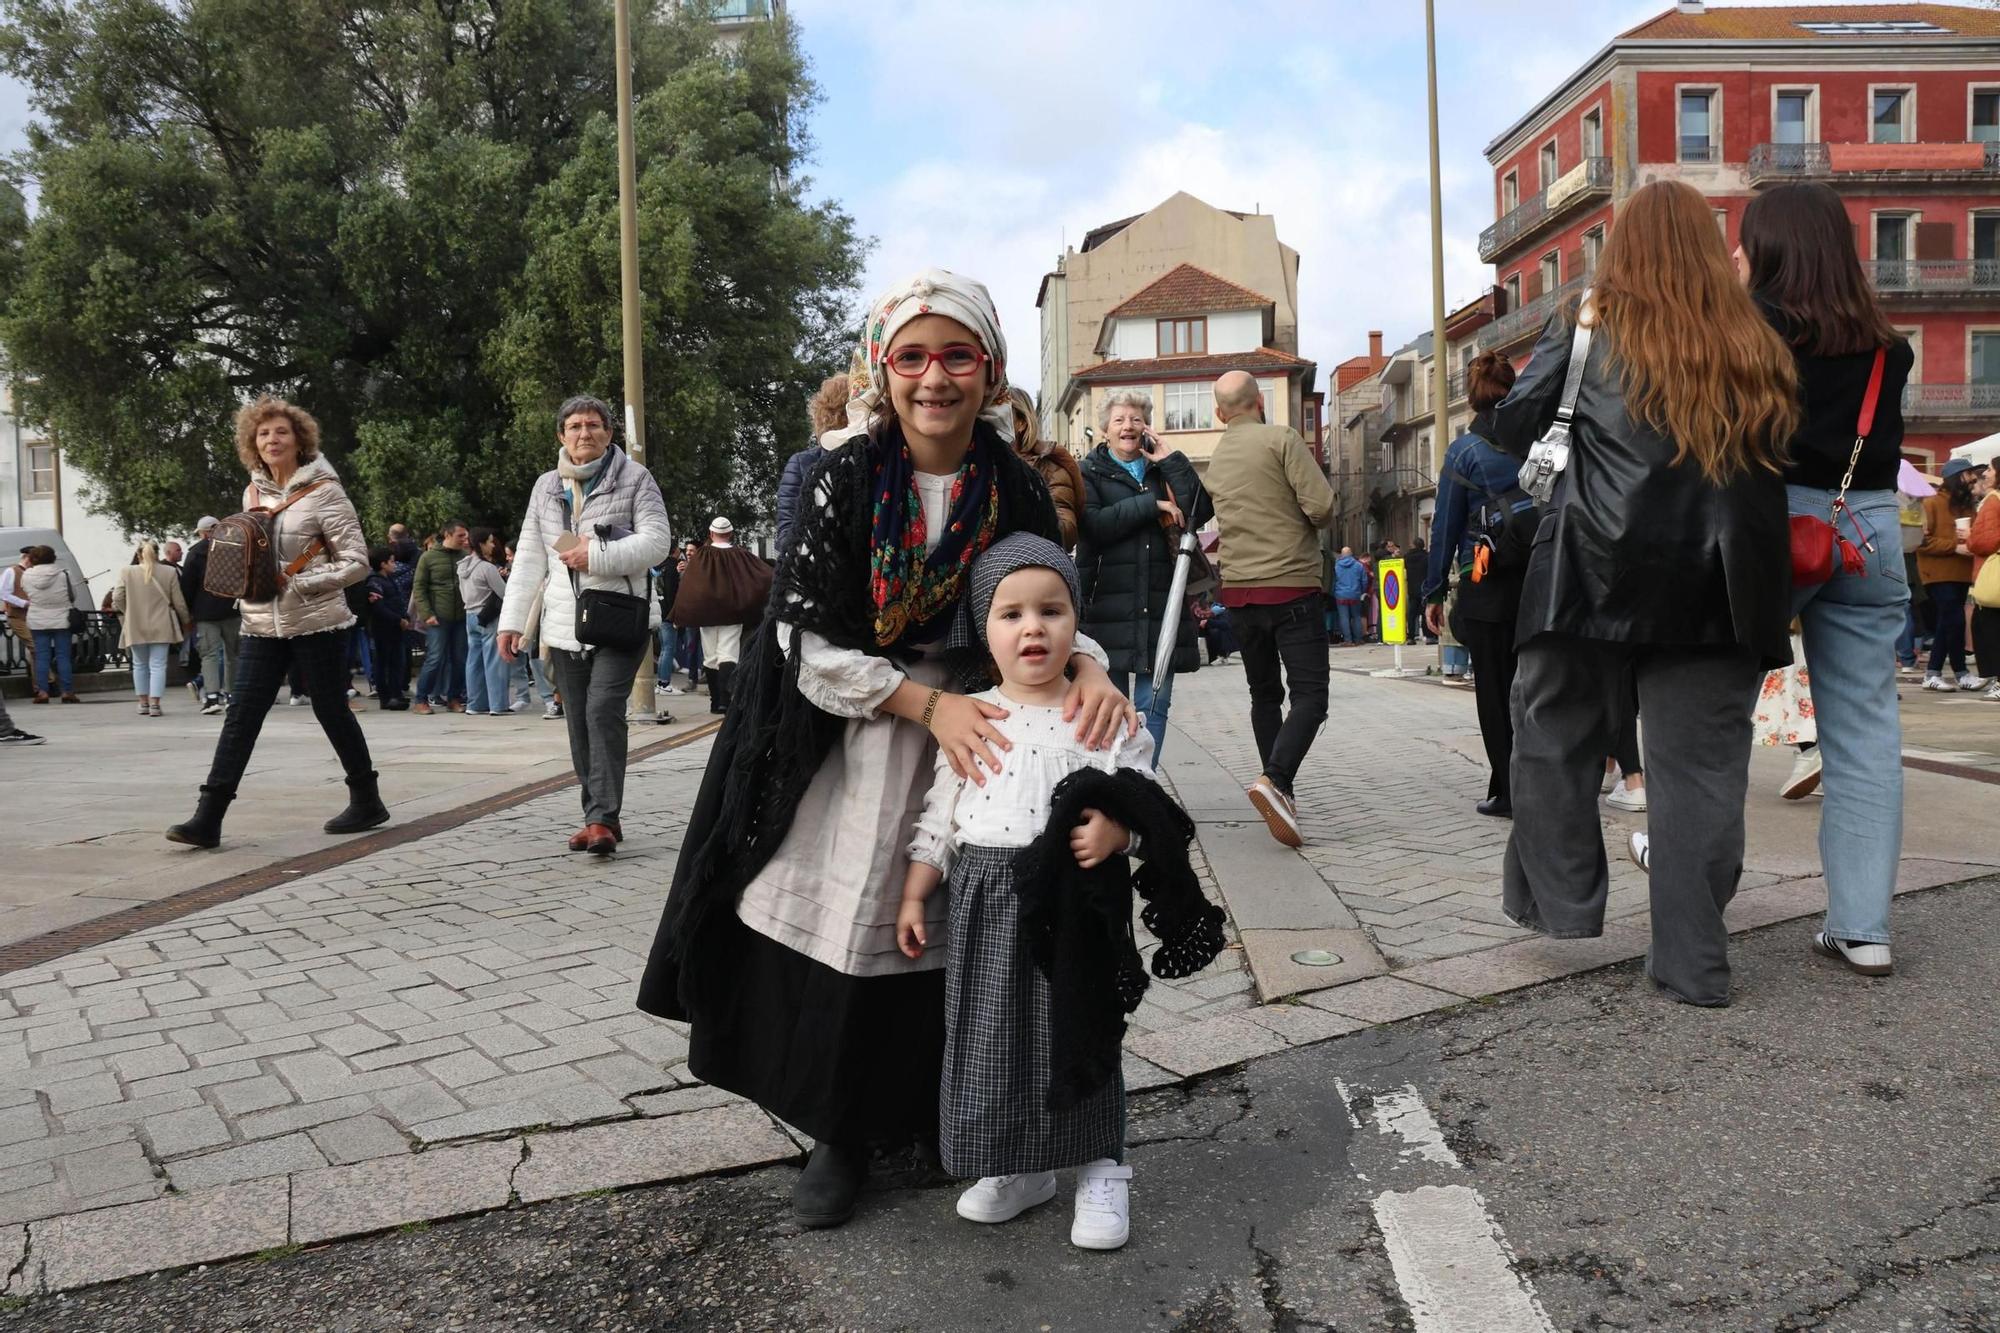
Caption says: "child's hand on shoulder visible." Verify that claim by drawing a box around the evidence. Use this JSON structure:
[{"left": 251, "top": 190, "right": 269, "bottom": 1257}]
[
  {"left": 896, "top": 897, "right": 929, "bottom": 959},
  {"left": 1070, "top": 808, "right": 1128, "bottom": 870}
]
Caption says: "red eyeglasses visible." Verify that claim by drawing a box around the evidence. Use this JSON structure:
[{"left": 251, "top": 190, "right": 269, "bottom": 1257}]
[{"left": 886, "top": 344, "right": 990, "bottom": 379}]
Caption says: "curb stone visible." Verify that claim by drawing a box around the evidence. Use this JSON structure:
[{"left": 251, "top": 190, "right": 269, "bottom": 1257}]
[{"left": 0, "top": 870, "right": 1987, "bottom": 1298}]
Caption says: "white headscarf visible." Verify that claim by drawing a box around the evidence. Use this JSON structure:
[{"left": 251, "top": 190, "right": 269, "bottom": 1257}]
[{"left": 823, "top": 267, "right": 1014, "bottom": 448}]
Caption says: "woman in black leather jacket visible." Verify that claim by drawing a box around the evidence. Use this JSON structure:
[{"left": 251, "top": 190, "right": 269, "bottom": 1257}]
[{"left": 1491, "top": 181, "right": 1799, "bottom": 1008}]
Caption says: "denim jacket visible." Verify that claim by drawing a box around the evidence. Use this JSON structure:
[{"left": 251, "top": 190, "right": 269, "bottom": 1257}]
[{"left": 1424, "top": 417, "right": 1522, "bottom": 605}]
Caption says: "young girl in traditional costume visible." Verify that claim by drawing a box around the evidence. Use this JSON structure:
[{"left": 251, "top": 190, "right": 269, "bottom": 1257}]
[
  {"left": 639, "top": 271, "right": 1139, "bottom": 1230},
  {"left": 897, "top": 534, "right": 1226, "bottom": 1251}
]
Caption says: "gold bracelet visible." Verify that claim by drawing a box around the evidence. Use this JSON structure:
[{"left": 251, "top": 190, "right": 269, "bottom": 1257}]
[{"left": 919, "top": 687, "right": 944, "bottom": 730}]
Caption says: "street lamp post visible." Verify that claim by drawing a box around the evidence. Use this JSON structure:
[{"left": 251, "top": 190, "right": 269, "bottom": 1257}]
[
  {"left": 1424, "top": 0, "right": 1450, "bottom": 489},
  {"left": 613, "top": 0, "right": 661, "bottom": 717}
]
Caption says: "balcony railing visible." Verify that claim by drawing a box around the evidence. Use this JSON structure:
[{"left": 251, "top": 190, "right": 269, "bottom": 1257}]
[
  {"left": 1478, "top": 273, "right": 1590, "bottom": 353},
  {"left": 1749, "top": 140, "right": 2000, "bottom": 183},
  {"left": 1901, "top": 382, "right": 2000, "bottom": 418},
  {"left": 1479, "top": 157, "right": 1612, "bottom": 262},
  {"left": 1678, "top": 140, "right": 1720, "bottom": 164},
  {"left": 1865, "top": 259, "right": 2000, "bottom": 295},
  {"left": 1447, "top": 370, "right": 1466, "bottom": 403}
]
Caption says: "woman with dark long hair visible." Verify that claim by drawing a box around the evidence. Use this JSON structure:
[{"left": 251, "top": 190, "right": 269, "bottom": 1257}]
[
  {"left": 1919, "top": 461, "right": 1985, "bottom": 692},
  {"left": 1729, "top": 180, "right": 1915, "bottom": 977},
  {"left": 1422, "top": 351, "right": 1526, "bottom": 817},
  {"left": 1493, "top": 181, "right": 1799, "bottom": 1007}
]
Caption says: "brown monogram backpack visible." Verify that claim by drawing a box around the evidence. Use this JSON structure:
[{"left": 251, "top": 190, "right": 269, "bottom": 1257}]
[{"left": 203, "top": 482, "right": 327, "bottom": 603}]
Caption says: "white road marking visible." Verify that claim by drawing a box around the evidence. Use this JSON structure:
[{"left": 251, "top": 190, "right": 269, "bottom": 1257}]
[
  {"left": 1372, "top": 1185, "right": 1556, "bottom": 1333},
  {"left": 1367, "top": 1085, "right": 1461, "bottom": 1169}
]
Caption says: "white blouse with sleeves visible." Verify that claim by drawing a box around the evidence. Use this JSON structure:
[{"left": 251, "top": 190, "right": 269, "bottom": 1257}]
[{"left": 908, "top": 690, "right": 1157, "bottom": 877}]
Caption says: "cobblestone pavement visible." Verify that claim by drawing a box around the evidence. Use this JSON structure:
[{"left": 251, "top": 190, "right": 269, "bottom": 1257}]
[{"left": 0, "top": 729, "right": 1251, "bottom": 1236}]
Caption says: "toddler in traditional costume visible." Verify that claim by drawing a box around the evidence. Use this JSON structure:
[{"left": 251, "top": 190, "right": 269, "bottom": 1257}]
[{"left": 897, "top": 534, "right": 1226, "bottom": 1251}]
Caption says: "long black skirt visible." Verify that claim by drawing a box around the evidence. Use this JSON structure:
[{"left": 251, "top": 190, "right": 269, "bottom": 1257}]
[{"left": 686, "top": 914, "right": 945, "bottom": 1148}]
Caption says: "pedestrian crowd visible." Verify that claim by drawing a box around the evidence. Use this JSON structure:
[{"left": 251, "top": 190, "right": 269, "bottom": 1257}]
[{"left": 7, "top": 176, "right": 1996, "bottom": 1260}]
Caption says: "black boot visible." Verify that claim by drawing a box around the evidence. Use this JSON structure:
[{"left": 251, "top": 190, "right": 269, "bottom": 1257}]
[
  {"left": 324, "top": 771, "right": 391, "bottom": 835},
  {"left": 709, "top": 663, "right": 731, "bottom": 715},
  {"left": 166, "top": 786, "right": 235, "bottom": 849},
  {"left": 792, "top": 1139, "right": 867, "bottom": 1229}
]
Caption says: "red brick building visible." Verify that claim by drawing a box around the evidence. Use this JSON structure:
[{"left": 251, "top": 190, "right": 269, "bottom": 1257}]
[{"left": 1476, "top": 1, "right": 2000, "bottom": 466}]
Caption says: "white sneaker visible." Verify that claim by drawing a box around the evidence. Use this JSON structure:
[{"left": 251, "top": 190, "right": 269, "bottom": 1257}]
[
  {"left": 659, "top": 683, "right": 682, "bottom": 695},
  {"left": 1070, "top": 1160, "right": 1132, "bottom": 1250},
  {"left": 1246, "top": 777, "right": 1303, "bottom": 848},
  {"left": 1959, "top": 672, "right": 1987, "bottom": 691},
  {"left": 1780, "top": 747, "right": 1823, "bottom": 800},
  {"left": 1813, "top": 932, "right": 1893, "bottom": 977},
  {"left": 1627, "top": 830, "right": 1649, "bottom": 873},
  {"left": 1605, "top": 778, "right": 1648, "bottom": 812},
  {"left": 1921, "top": 675, "right": 1953, "bottom": 692},
  {"left": 955, "top": 1172, "right": 1057, "bottom": 1224},
  {"left": 1985, "top": 681, "right": 2000, "bottom": 702},
  {"left": 289, "top": 694, "right": 309, "bottom": 707},
  {"left": 543, "top": 702, "right": 563, "bottom": 720}
]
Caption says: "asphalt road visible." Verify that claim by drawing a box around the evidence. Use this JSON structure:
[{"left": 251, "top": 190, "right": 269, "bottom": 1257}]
[{"left": 11, "top": 879, "right": 1995, "bottom": 1333}]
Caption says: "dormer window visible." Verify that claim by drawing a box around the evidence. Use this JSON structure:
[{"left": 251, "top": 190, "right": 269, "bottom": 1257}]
[{"left": 1156, "top": 317, "right": 1207, "bottom": 357}]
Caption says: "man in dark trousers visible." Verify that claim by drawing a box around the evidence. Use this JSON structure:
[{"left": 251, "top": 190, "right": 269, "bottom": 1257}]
[{"left": 180, "top": 516, "right": 243, "bottom": 715}]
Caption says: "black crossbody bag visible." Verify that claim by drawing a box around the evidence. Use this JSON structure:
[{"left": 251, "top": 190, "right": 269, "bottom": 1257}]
[{"left": 558, "top": 490, "right": 651, "bottom": 652}]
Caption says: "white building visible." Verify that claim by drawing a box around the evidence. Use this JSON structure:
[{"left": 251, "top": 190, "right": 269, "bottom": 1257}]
[{"left": 1, "top": 379, "right": 136, "bottom": 603}]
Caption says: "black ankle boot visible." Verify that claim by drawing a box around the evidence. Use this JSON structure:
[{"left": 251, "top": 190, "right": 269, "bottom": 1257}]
[
  {"left": 166, "top": 785, "right": 235, "bottom": 849},
  {"left": 792, "top": 1139, "right": 867, "bottom": 1229},
  {"left": 324, "top": 771, "right": 391, "bottom": 835}
]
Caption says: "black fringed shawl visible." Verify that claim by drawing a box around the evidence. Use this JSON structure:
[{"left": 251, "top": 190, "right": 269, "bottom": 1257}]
[
  {"left": 636, "top": 422, "right": 1061, "bottom": 1022},
  {"left": 1012, "top": 767, "right": 1229, "bottom": 1111}
]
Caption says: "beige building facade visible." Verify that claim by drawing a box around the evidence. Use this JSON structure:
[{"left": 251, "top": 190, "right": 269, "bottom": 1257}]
[{"left": 1037, "top": 191, "right": 1306, "bottom": 457}]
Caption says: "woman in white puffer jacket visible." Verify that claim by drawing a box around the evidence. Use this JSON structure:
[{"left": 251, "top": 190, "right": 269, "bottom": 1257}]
[{"left": 167, "top": 397, "right": 387, "bottom": 849}]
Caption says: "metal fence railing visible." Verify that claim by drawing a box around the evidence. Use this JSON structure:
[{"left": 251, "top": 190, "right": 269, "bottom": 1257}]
[
  {"left": 1, "top": 611, "right": 128, "bottom": 679},
  {"left": 1864, "top": 258, "right": 2000, "bottom": 294}
]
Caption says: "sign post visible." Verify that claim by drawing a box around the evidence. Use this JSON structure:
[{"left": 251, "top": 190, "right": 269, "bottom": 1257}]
[{"left": 1371, "top": 558, "right": 1423, "bottom": 678}]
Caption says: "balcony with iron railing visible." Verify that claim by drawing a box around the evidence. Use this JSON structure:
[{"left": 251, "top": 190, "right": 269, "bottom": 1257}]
[
  {"left": 1748, "top": 140, "right": 2000, "bottom": 184},
  {"left": 1477, "top": 273, "right": 1590, "bottom": 353},
  {"left": 1865, "top": 259, "right": 2000, "bottom": 297},
  {"left": 1478, "top": 157, "right": 1613, "bottom": 262},
  {"left": 1901, "top": 382, "right": 2000, "bottom": 419}
]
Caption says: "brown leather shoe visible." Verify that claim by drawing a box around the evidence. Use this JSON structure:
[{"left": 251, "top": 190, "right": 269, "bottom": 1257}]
[
  {"left": 567, "top": 826, "right": 593, "bottom": 852},
  {"left": 584, "top": 823, "right": 617, "bottom": 855},
  {"left": 411, "top": 700, "right": 433, "bottom": 715},
  {"left": 31, "top": 692, "right": 49, "bottom": 704},
  {"left": 59, "top": 693, "right": 81, "bottom": 704},
  {"left": 447, "top": 701, "right": 466, "bottom": 713}
]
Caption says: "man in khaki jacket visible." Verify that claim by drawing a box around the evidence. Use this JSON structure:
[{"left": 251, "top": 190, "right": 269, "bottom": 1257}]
[{"left": 1202, "top": 371, "right": 1336, "bottom": 847}]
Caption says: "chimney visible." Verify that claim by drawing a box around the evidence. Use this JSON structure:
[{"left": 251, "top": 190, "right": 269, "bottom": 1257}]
[
  {"left": 1675, "top": 1, "right": 1705, "bottom": 13},
  {"left": 1368, "top": 330, "right": 1384, "bottom": 361}
]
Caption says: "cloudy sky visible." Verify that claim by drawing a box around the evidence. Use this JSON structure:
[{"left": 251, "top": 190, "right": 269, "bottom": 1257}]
[{"left": 0, "top": 1, "right": 1911, "bottom": 390}]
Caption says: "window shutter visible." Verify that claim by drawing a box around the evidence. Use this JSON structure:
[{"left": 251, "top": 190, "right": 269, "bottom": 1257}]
[
  {"left": 1525, "top": 269, "right": 1544, "bottom": 302},
  {"left": 1914, "top": 221, "right": 1953, "bottom": 262}
]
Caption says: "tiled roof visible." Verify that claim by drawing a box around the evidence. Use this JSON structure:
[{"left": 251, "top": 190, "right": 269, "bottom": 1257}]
[
  {"left": 1621, "top": 4, "right": 2000, "bottom": 40},
  {"left": 1073, "top": 348, "right": 1311, "bottom": 384},
  {"left": 1106, "top": 264, "right": 1273, "bottom": 320},
  {"left": 1334, "top": 355, "right": 1387, "bottom": 392}
]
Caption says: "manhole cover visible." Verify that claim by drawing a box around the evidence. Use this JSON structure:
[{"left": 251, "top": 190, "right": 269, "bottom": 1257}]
[{"left": 1290, "top": 949, "right": 1344, "bottom": 967}]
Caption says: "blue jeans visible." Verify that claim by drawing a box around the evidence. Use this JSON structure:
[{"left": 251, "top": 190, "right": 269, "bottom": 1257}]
[
  {"left": 1335, "top": 600, "right": 1364, "bottom": 644},
  {"left": 676, "top": 626, "right": 703, "bottom": 683},
  {"left": 415, "top": 619, "right": 467, "bottom": 703},
  {"left": 1894, "top": 603, "right": 1917, "bottom": 667},
  {"left": 32, "top": 629, "right": 72, "bottom": 694},
  {"left": 1788, "top": 486, "right": 1907, "bottom": 946},
  {"left": 1924, "top": 580, "right": 1970, "bottom": 677},
  {"left": 1441, "top": 643, "right": 1470, "bottom": 674},
  {"left": 464, "top": 619, "right": 511, "bottom": 713},
  {"left": 130, "top": 642, "right": 170, "bottom": 697},
  {"left": 1111, "top": 669, "right": 1176, "bottom": 759}
]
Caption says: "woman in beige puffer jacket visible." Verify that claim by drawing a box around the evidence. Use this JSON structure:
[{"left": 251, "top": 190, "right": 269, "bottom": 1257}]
[{"left": 167, "top": 396, "right": 387, "bottom": 850}]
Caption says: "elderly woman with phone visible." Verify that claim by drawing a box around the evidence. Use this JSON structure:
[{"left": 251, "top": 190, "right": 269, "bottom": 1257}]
[{"left": 1076, "top": 389, "right": 1212, "bottom": 757}]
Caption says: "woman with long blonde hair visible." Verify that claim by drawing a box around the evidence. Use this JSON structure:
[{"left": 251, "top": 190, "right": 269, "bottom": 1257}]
[
  {"left": 1491, "top": 180, "right": 1799, "bottom": 1008},
  {"left": 113, "top": 539, "right": 191, "bottom": 716}
]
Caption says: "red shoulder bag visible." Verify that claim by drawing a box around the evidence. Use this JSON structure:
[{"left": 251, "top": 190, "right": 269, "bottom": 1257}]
[{"left": 1790, "top": 348, "right": 1886, "bottom": 587}]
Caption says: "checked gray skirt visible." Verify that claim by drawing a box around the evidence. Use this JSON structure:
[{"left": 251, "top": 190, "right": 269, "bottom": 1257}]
[{"left": 939, "top": 843, "right": 1125, "bottom": 1178}]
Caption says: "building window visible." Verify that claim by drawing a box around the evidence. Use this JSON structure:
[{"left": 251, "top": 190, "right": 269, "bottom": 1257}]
[
  {"left": 1539, "top": 139, "right": 1559, "bottom": 189},
  {"left": 1974, "top": 213, "right": 2000, "bottom": 272},
  {"left": 1501, "top": 170, "right": 1518, "bottom": 214},
  {"left": 1715, "top": 208, "right": 1729, "bottom": 240},
  {"left": 1155, "top": 317, "right": 1206, "bottom": 357},
  {"left": 1162, "top": 381, "right": 1213, "bottom": 432},
  {"left": 1540, "top": 250, "right": 1560, "bottom": 293},
  {"left": 26, "top": 444, "right": 54, "bottom": 498},
  {"left": 1871, "top": 88, "right": 1912, "bottom": 144},
  {"left": 1974, "top": 332, "right": 2000, "bottom": 387},
  {"left": 1875, "top": 214, "right": 1913, "bottom": 288},
  {"left": 1504, "top": 274, "right": 1522, "bottom": 310},
  {"left": 1774, "top": 89, "right": 1814, "bottom": 145},
  {"left": 1581, "top": 107, "right": 1603, "bottom": 159},
  {"left": 1260, "top": 383, "right": 1277, "bottom": 424},
  {"left": 1974, "top": 89, "right": 2000, "bottom": 144},
  {"left": 1581, "top": 225, "right": 1605, "bottom": 272},
  {"left": 1679, "top": 89, "right": 1717, "bottom": 162}
]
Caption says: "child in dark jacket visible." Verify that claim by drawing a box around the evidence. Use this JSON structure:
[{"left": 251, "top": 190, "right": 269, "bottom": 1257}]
[{"left": 365, "top": 546, "right": 412, "bottom": 709}]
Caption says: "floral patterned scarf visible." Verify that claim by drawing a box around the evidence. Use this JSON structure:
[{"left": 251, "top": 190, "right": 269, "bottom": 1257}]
[{"left": 868, "top": 427, "right": 1002, "bottom": 647}]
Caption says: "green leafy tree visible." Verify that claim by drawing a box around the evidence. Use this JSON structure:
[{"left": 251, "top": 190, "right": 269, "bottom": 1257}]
[{"left": 0, "top": 0, "right": 861, "bottom": 540}]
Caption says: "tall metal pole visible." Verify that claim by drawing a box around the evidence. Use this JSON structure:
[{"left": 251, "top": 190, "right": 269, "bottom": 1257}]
[
  {"left": 614, "top": 0, "right": 661, "bottom": 717},
  {"left": 1424, "top": 0, "right": 1450, "bottom": 486}
]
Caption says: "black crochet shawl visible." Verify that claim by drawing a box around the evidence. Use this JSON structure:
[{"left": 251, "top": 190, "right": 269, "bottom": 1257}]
[
  {"left": 637, "top": 421, "right": 1060, "bottom": 1022},
  {"left": 1012, "top": 767, "right": 1228, "bottom": 1111}
]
